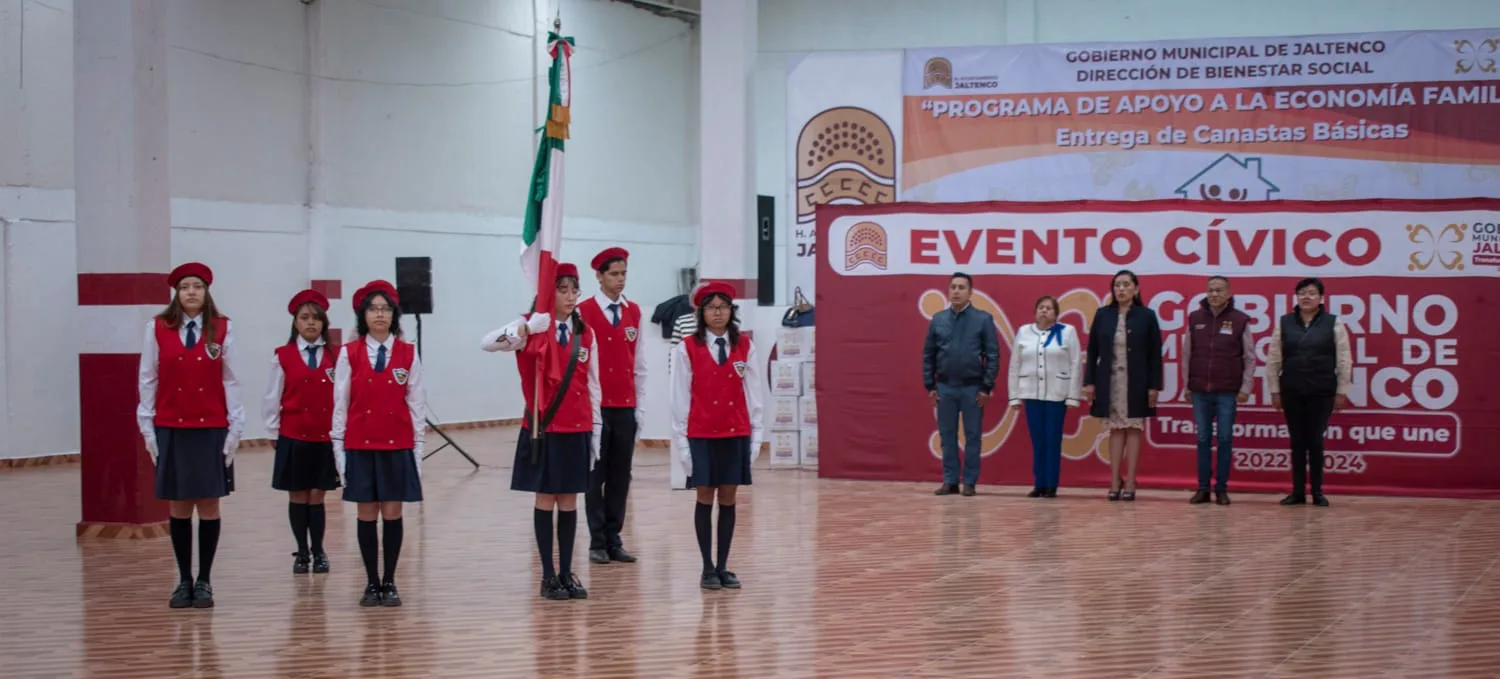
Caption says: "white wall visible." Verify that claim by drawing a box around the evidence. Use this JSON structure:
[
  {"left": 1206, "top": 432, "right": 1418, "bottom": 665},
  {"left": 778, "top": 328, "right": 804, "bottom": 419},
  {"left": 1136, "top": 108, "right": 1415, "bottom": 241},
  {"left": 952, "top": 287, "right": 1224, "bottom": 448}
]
[{"left": 0, "top": 0, "right": 698, "bottom": 459}]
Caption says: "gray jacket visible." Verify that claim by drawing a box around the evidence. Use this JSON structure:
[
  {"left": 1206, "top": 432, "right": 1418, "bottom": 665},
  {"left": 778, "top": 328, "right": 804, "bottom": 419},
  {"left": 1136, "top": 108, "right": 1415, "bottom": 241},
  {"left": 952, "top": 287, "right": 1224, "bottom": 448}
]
[{"left": 922, "top": 305, "right": 1000, "bottom": 393}]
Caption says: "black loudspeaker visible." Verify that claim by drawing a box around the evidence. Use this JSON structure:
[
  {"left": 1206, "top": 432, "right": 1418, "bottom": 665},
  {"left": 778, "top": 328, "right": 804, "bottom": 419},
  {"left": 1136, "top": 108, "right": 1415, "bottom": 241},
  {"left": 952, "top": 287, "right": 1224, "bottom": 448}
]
[
  {"left": 757, "top": 195, "right": 775, "bottom": 305},
  {"left": 395, "top": 256, "right": 433, "bottom": 315}
]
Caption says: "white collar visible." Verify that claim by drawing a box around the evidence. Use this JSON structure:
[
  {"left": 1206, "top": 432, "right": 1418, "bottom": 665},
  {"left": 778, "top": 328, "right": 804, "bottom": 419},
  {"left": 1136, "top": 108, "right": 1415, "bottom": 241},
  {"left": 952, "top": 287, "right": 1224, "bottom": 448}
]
[
  {"left": 296, "top": 336, "right": 326, "bottom": 350},
  {"left": 706, "top": 329, "right": 729, "bottom": 344},
  {"left": 183, "top": 313, "right": 204, "bottom": 326},
  {"left": 364, "top": 334, "right": 395, "bottom": 350},
  {"left": 595, "top": 290, "right": 627, "bottom": 308}
]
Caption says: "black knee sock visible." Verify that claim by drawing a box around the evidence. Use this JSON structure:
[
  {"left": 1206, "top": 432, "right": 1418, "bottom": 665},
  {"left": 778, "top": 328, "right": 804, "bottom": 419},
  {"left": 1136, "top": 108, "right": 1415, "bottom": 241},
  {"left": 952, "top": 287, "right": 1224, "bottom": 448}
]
[
  {"left": 288, "top": 502, "right": 309, "bottom": 554},
  {"left": 382, "top": 518, "right": 404, "bottom": 585},
  {"left": 533, "top": 508, "right": 556, "bottom": 579},
  {"left": 170, "top": 517, "right": 193, "bottom": 583},
  {"left": 695, "top": 502, "right": 714, "bottom": 573},
  {"left": 357, "top": 519, "right": 379, "bottom": 585},
  {"left": 307, "top": 504, "right": 327, "bottom": 555},
  {"left": 557, "top": 510, "right": 577, "bottom": 578},
  {"left": 197, "top": 519, "right": 221, "bottom": 584},
  {"left": 716, "top": 505, "right": 737, "bottom": 572}
]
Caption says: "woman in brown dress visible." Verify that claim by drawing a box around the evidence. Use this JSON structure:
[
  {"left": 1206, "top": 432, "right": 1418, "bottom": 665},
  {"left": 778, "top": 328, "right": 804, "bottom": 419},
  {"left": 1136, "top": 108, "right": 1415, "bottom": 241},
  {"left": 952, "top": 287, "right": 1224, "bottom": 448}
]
[{"left": 1082, "top": 270, "right": 1163, "bottom": 501}]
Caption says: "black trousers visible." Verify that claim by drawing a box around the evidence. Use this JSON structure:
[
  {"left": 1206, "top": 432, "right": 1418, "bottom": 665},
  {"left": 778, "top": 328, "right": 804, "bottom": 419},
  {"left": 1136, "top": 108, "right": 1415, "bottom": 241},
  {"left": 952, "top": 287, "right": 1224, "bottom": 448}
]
[
  {"left": 1282, "top": 392, "right": 1334, "bottom": 496},
  {"left": 586, "top": 407, "right": 638, "bottom": 550}
]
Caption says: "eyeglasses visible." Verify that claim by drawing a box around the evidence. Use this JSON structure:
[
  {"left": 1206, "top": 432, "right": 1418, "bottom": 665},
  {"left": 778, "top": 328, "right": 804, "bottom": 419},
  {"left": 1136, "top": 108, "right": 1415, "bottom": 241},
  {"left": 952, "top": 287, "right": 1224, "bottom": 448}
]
[
  {"left": 367, "top": 305, "right": 395, "bottom": 315},
  {"left": 703, "top": 304, "right": 735, "bottom": 313}
]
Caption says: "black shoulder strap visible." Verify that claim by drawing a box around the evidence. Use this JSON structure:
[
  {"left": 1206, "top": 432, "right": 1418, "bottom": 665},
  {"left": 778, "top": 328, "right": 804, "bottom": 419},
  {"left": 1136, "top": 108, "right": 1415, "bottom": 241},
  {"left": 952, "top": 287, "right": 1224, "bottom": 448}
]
[{"left": 531, "top": 325, "right": 583, "bottom": 432}]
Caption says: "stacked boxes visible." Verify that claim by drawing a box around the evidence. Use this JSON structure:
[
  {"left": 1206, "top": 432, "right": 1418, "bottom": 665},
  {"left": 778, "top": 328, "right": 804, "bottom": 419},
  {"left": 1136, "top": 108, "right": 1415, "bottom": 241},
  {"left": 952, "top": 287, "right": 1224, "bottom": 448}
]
[{"left": 770, "top": 325, "right": 817, "bottom": 469}]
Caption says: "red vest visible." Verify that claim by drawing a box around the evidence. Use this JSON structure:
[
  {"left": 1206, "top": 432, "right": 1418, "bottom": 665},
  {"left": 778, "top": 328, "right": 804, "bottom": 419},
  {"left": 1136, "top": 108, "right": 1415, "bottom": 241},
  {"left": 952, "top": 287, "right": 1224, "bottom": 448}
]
[
  {"left": 275, "top": 342, "right": 339, "bottom": 442},
  {"left": 577, "top": 296, "right": 641, "bottom": 408},
  {"left": 516, "top": 318, "right": 595, "bottom": 434},
  {"left": 685, "top": 335, "right": 752, "bottom": 439},
  {"left": 344, "top": 338, "right": 416, "bottom": 450},
  {"left": 153, "top": 316, "right": 230, "bottom": 429}
]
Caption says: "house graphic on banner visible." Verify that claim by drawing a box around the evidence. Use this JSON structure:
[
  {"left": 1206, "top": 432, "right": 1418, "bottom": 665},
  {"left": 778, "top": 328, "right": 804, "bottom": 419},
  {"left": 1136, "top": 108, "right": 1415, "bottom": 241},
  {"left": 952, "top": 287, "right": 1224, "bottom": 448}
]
[{"left": 1174, "top": 154, "right": 1280, "bottom": 201}]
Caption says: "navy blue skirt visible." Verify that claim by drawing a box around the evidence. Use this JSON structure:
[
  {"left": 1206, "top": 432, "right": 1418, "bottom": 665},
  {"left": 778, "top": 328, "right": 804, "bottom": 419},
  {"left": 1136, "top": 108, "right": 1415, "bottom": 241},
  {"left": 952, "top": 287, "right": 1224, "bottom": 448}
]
[
  {"left": 687, "top": 436, "right": 753, "bottom": 488},
  {"left": 154, "top": 427, "right": 234, "bottom": 500},
  {"left": 511, "top": 430, "right": 592, "bottom": 494},
  {"left": 271, "top": 436, "right": 341, "bottom": 492},
  {"left": 342, "top": 449, "right": 423, "bottom": 503}
]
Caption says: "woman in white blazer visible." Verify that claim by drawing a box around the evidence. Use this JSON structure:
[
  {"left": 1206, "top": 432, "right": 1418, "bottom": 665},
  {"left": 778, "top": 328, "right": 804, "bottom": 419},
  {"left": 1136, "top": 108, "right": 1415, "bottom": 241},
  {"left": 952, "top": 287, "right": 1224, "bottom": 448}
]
[{"left": 1007, "top": 295, "right": 1082, "bottom": 498}]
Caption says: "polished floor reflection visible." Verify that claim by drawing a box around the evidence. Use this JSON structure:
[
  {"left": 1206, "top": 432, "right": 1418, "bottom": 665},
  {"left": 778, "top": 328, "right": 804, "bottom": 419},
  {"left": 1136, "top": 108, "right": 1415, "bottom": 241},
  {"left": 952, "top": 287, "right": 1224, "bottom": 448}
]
[{"left": 3, "top": 427, "right": 1499, "bottom": 678}]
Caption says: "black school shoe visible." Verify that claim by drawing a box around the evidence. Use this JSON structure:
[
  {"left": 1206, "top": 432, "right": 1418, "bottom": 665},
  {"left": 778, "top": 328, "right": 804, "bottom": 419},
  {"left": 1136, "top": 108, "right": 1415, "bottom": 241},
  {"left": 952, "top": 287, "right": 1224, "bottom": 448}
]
[
  {"left": 359, "top": 583, "right": 383, "bottom": 607},
  {"left": 540, "top": 576, "right": 570, "bottom": 601},
  {"left": 311, "top": 553, "right": 331, "bottom": 574},
  {"left": 293, "top": 552, "right": 311, "bottom": 574},
  {"left": 169, "top": 581, "right": 194, "bottom": 609},
  {"left": 381, "top": 582, "right": 402, "bottom": 607},
  {"left": 700, "top": 570, "right": 722, "bottom": 590},
  {"left": 717, "top": 570, "right": 742, "bottom": 589},
  {"left": 563, "top": 573, "right": 588, "bottom": 599},
  {"left": 192, "top": 581, "right": 215, "bottom": 609}
]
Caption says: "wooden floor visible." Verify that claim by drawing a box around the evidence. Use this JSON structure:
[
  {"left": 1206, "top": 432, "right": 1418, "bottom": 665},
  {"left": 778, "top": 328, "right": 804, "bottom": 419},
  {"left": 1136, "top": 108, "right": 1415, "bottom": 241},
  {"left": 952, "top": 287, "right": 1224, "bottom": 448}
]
[{"left": 3, "top": 427, "right": 1499, "bottom": 678}]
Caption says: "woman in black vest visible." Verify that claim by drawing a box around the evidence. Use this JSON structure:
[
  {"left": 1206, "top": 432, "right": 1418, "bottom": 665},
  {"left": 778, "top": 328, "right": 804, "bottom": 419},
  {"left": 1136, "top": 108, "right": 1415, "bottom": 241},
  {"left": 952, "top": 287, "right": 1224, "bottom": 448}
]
[
  {"left": 1267, "top": 277, "right": 1351, "bottom": 507},
  {"left": 1082, "top": 270, "right": 1163, "bottom": 501}
]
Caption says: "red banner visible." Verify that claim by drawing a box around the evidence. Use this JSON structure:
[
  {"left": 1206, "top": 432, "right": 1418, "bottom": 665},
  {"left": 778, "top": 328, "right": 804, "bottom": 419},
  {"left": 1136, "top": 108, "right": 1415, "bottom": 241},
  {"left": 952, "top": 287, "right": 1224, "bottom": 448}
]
[{"left": 813, "top": 198, "right": 1500, "bottom": 499}]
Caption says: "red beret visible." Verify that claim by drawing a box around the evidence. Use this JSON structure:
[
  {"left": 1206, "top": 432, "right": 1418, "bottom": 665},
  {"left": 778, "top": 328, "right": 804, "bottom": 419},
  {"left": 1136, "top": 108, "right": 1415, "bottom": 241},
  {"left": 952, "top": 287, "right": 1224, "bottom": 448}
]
[
  {"left": 590, "top": 247, "right": 629, "bottom": 272},
  {"left": 555, "top": 263, "right": 579, "bottom": 280},
  {"left": 287, "top": 289, "right": 329, "bottom": 315},
  {"left": 352, "top": 279, "right": 400, "bottom": 312},
  {"left": 693, "top": 281, "right": 738, "bottom": 308},
  {"left": 168, "top": 262, "right": 213, "bottom": 288}
]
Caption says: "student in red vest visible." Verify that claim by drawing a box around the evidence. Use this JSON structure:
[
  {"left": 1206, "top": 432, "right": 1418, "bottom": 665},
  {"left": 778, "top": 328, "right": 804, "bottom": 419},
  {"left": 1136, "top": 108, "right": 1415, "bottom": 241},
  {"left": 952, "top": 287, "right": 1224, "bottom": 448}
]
[
  {"left": 332, "top": 280, "right": 426, "bottom": 608},
  {"left": 577, "top": 247, "right": 647, "bottom": 565},
  {"left": 137, "top": 262, "right": 244, "bottom": 609},
  {"left": 669, "top": 281, "right": 764, "bottom": 591},
  {"left": 263, "top": 289, "right": 340, "bottom": 574},
  {"left": 482, "top": 263, "right": 601, "bottom": 601}
]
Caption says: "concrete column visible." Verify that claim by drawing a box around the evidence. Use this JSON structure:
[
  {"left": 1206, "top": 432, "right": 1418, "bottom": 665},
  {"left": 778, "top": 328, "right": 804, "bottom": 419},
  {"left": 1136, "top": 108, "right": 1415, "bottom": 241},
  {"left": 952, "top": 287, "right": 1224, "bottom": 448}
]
[{"left": 697, "top": 0, "right": 758, "bottom": 299}]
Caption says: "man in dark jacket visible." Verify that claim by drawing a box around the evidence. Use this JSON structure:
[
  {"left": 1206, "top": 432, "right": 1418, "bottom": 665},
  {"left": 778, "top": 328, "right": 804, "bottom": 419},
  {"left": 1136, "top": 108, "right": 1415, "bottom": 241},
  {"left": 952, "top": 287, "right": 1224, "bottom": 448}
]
[
  {"left": 1182, "top": 276, "right": 1255, "bottom": 506},
  {"left": 922, "top": 272, "right": 1000, "bottom": 497}
]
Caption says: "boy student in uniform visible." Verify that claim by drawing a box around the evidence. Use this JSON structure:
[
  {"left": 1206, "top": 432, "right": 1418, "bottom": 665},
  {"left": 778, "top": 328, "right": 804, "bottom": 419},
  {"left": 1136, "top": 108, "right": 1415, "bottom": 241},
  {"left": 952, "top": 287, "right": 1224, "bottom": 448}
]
[
  {"left": 138, "top": 262, "right": 244, "bottom": 609},
  {"left": 264, "top": 289, "right": 340, "bottom": 574},
  {"left": 332, "top": 280, "right": 426, "bottom": 607},
  {"left": 669, "top": 282, "right": 764, "bottom": 591},
  {"left": 578, "top": 248, "right": 647, "bottom": 565},
  {"left": 482, "top": 263, "right": 602, "bottom": 601}
]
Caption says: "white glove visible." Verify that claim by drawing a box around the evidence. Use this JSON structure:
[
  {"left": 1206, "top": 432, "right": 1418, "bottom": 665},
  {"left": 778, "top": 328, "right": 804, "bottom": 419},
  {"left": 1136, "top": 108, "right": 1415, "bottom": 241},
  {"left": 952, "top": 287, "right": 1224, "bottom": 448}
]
[
  {"left": 1065, "top": 398, "right": 1079, "bottom": 408},
  {"left": 525, "top": 312, "right": 553, "bottom": 335},
  {"left": 634, "top": 411, "right": 644, "bottom": 444},
  {"left": 412, "top": 449, "right": 422, "bottom": 478},
  {"left": 334, "top": 440, "right": 346, "bottom": 478},
  {"left": 675, "top": 436, "right": 692, "bottom": 477},
  {"left": 749, "top": 437, "right": 762, "bottom": 465},
  {"left": 144, "top": 434, "right": 159, "bottom": 466},
  {"left": 591, "top": 424, "right": 602, "bottom": 461},
  {"left": 223, "top": 437, "right": 238, "bottom": 468}
]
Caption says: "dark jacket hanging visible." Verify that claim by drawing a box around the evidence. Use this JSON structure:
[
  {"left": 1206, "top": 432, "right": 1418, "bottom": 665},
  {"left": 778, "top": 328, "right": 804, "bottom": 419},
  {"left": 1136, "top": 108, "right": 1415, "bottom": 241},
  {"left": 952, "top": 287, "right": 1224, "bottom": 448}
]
[{"left": 1083, "top": 304, "right": 1164, "bottom": 419}]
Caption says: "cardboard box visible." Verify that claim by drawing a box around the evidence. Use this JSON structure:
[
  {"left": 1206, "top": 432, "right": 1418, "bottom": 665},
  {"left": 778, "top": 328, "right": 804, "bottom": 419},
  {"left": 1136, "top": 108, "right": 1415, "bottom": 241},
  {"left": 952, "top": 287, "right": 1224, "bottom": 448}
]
[
  {"left": 798, "top": 394, "right": 818, "bottom": 427},
  {"left": 770, "top": 397, "right": 800, "bottom": 430},
  {"left": 800, "top": 429, "right": 819, "bottom": 467},
  {"left": 769, "top": 431, "right": 800, "bottom": 468},
  {"left": 800, "top": 361, "right": 816, "bottom": 394},
  {"left": 776, "top": 327, "right": 805, "bottom": 360},
  {"left": 770, "top": 360, "right": 802, "bottom": 396}
]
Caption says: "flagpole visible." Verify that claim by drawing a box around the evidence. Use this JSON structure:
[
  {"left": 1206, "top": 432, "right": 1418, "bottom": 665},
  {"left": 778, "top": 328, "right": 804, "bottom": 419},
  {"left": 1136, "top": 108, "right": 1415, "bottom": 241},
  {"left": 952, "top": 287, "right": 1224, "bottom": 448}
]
[{"left": 530, "top": 11, "right": 563, "bottom": 458}]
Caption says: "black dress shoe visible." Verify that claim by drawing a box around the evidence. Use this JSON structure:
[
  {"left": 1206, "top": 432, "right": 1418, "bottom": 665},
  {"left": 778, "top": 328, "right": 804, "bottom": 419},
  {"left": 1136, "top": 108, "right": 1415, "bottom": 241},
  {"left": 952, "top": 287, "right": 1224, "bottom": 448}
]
[
  {"left": 607, "top": 547, "right": 637, "bottom": 563},
  {"left": 1280, "top": 494, "right": 1307, "bottom": 505},
  {"left": 293, "top": 552, "right": 311, "bottom": 574},
  {"left": 1027, "top": 488, "right": 1043, "bottom": 498},
  {"left": 1043, "top": 488, "right": 1058, "bottom": 498},
  {"left": 717, "top": 570, "right": 741, "bottom": 589},
  {"left": 563, "top": 573, "right": 589, "bottom": 599},
  {"left": 700, "top": 571, "right": 722, "bottom": 590},
  {"left": 359, "top": 583, "right": 383, "bottom": 607},
  {"left": 1190, "top": 490, "right": 1211, "bottom": 504},
  {"left": 169, "top": 581, "right": 194, "bottom": 609},
  {"left": 540, "top": 576, "right": 570, "bottom": 601},
  {"left": 1313, "top": 494, "right": 1330, "bottom": 507},
  {"left": 381, "top": 582, "right": 402, "bottom": 607},
  {"left": 311, "top": 553, "right": 330, "bottom": 574},
  {"left": 934, "top": 484, "right": 959, "bottom": 496},
  {"left": 1215, "top": 491, "right": 1231, "bottom": 506},
  {"left": 588, "top": 549, "right": 610, "bottom": 564},
  {"left": 192, "top": 581, "right": 215, "bottom": 609},
  {"left": 961, "top": 485, "right": 977, "bottom": 497}
]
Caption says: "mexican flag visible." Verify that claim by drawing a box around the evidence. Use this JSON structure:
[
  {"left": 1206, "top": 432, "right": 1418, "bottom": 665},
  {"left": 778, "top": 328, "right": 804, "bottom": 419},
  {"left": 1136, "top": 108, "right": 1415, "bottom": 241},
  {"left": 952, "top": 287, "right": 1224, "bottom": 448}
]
[{"left": 520, "top": 31, "right": 574, "bottom": 316}]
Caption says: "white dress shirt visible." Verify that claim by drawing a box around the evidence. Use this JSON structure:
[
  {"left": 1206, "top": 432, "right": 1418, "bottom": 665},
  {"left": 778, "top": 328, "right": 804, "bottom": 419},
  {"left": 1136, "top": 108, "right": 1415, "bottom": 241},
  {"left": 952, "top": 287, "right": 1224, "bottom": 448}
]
[
  {"left": 136, "top": 314, "right": 245, "bottom": 453},
  {"left": 330, "top": 334, "right": 428, "bottom": 459},
  {"left": 591, "top": 291, "right": 649, "bottom": 420},
  {"left": 262, "top": 336, "right": 327, "bottom": 436},
  {"left": 669, "top": 330, "right": 765, "bottom": 463},
  {"left": 480, "top": 314, "right": 604, "bottom": 459}
]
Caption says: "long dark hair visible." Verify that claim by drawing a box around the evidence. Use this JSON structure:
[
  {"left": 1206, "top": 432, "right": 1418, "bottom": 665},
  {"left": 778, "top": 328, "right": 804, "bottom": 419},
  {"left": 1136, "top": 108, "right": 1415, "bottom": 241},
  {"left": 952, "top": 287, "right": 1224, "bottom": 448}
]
[
  {"left": 355, "top": 291, "right": 403, "bottom": 337},
  {"left": 524, "top": 275, "right": 586, "bottom": 337},
  {"left": 286, "top": 302, "right": 332, "bottom": 346},
  {"left": 692, "top": 291, "right": 742, "bottom": 349},
  {"left": 1106, "top": 269, "right": 1143, "bottom": 308},
  {"left": 155, "top": 284, "right": 224, "bottom": 345}
]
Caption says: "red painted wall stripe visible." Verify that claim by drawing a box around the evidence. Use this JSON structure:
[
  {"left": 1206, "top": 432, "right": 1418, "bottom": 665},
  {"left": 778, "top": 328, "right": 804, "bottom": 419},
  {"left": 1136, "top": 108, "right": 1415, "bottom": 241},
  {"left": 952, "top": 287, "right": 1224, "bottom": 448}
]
[
  {"left": 77, "top": 273, "right": 169, "bottom": 306},
  {"left": 311, "top": 279, "right": 342, "bottom": 300}
]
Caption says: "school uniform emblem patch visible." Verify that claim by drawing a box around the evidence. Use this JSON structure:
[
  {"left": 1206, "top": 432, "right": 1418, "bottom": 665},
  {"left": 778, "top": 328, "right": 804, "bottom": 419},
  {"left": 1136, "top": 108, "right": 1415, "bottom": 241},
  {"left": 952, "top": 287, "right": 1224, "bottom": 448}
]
[
  {"left": 625, "top": 327, "right": 638, "bottom": 342},
  {"left": 578, "top": 348, "right": 590, "bottom": 363},
  {"left": 733, "top": 361, "right": 748, "bottom": 377},
  {"left": 205, "top": 343, "right": 222, "bottom": 360},
  {"left": 325, "top": 368, "right": 336, "bottom": 381},
  {"left": 393, "top": 368, "right": 409, "bottom": 385}
]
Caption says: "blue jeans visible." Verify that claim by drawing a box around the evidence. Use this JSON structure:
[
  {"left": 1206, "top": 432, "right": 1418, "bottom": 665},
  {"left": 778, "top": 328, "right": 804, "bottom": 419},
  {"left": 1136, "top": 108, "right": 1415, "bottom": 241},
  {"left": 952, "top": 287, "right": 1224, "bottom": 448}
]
[
  {"left": 937, "top": 383, "right": 983, "bottom": 486},
  {"left": 1023, "top": 399, "right": 1066, "bottom": 489},
  {"left": 1192, "top": 391, "right": 1238, "bottom": 492}
]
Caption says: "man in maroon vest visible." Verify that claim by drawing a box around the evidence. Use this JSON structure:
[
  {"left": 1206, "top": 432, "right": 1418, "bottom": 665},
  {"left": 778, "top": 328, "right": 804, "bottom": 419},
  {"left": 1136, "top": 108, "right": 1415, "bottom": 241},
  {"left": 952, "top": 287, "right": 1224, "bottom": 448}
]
[
  {"left": 577, "top": 247, "right": 648, "bottom": 564},
  {"left": 1182, "top": 275, "right": 1255, "bottom": 505}
]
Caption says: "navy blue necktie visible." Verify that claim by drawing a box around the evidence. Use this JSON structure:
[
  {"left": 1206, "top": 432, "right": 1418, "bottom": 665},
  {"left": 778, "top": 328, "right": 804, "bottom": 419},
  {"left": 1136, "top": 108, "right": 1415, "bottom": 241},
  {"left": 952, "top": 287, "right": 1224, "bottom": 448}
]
[
  {"left": 184, "top": 320, "right": 197, "bottom": 349},
  {"left": 374, "top": 345, "right": 387, "bottom": 373},
  {"left": 305, "top": 346, "right": 318, "bottom": 369},
  {"left": 608, "top": 303, "right": 620, "bottom": 327},
  {"left": 558, "top": 325, "right": 570, "bottom": 347},
  {"left": 716, "top": 337, "right": 728, "bottom": 364}
]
